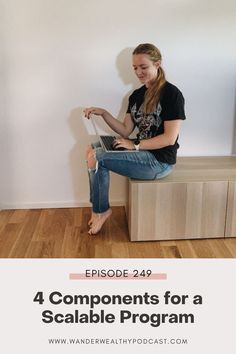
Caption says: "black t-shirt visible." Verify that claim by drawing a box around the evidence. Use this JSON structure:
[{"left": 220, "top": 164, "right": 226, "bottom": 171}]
[{"left": 126, "top": 81, "right": 186, "bottom": 164}]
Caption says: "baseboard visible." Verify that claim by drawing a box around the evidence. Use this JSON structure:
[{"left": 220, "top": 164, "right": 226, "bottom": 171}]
[{"left": 0, "top": 200, "right": 125, "bottom": 210}]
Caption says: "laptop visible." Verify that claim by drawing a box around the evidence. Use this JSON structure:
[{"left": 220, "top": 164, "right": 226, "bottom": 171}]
[{"left": 90, "top": 115, "right": 137, "bottom": 153}]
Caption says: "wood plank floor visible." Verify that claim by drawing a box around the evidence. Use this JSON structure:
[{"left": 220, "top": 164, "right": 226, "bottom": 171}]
[{"left": 0, "top": 207, "right": 235, "bottom": 258}]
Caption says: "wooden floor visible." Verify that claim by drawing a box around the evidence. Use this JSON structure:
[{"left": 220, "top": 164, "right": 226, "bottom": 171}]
[{"left": 0, "top": 207, "right": 235, "bottom": 258}]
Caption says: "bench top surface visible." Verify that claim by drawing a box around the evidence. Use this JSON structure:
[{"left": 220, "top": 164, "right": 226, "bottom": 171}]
[{"left": 130, "top": 156, "right": 236, "bottom": 183}]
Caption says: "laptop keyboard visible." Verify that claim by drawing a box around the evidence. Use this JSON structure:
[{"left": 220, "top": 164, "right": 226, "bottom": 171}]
[{"left": 100, "top": 136, "right": 126, "bottom": 151}]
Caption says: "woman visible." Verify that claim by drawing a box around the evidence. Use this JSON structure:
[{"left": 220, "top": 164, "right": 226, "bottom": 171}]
[{"left": 84, "top": 43, "right": 186, "bottom": 235}]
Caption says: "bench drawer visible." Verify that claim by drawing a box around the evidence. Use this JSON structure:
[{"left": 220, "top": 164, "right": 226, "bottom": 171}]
[
  {"left": 225, "top": 181, "right": 236, "bottom": 237},
  {"left": 128, "top": 180, "right": 228, "bottom": 241}
]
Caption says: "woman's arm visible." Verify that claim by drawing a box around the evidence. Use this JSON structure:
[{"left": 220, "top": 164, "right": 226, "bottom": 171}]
[
  {"left": 139, "top": 120, "right": 183, "bottom": 150},
  {"left": 113, "top": 120, "right": 182, "bottom": 150},
  {"left": 84, "top": 107, "right": 134, "bottom": 138}
]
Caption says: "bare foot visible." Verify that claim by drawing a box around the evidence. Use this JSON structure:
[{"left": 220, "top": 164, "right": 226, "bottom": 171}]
[
  {"left": 88, "top": 209, "right": 112, "bottom": 235},
  {"left": 88, "top": 211, "right": 95, "bottom": 226}
]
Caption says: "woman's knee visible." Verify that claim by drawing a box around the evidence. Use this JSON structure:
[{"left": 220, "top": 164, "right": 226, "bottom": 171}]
[
  {"left": 87, "top": 150, "right": 97, "bottom": 169},
  {"left": 86, "top": 145, "right": 94, "bottom": 159},
  {"left": 85, "top": 143, "right": 105, "bottom": 170}
]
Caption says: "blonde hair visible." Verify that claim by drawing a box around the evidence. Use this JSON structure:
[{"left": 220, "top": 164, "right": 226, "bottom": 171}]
[{"left": 133, "top": 43, "right": 166, "bottom": 114}]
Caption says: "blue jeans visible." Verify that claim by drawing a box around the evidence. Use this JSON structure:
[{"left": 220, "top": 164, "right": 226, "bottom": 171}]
[{"left": 87, "top": 142, "right": 173, "bottom": 213}]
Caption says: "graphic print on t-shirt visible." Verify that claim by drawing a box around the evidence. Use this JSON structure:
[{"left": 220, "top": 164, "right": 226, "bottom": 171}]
[{"left": 130, "top": 102, "right": 162, "bottom": 139}]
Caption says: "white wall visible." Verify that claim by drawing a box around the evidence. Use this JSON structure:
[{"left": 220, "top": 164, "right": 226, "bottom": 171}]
[{"left": 1, "top": 0, "right": 236, "bottom": 209}]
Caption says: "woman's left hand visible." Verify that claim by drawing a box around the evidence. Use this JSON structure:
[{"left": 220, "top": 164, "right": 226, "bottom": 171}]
[{"left": 113, "top": 137, "right": 134, "bottom": 150}]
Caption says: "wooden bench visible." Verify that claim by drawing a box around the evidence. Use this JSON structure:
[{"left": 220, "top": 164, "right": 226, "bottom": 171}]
[{"left": 127, "top": 156, "right": 236, "bottom": 241}]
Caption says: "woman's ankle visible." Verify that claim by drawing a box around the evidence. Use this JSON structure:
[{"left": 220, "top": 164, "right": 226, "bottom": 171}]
[{"left": 88, "top": 208, "right": 112, "bottom": 235}]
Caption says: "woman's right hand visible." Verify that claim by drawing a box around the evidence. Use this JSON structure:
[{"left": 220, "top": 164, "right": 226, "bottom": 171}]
[{"left": 83, "top": 107, "right": 106, "bottom": 119}]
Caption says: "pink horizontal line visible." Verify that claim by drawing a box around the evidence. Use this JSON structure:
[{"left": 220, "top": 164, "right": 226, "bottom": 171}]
[{"left": 69, "top": 273, "right": 167, "bottom": 280}]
